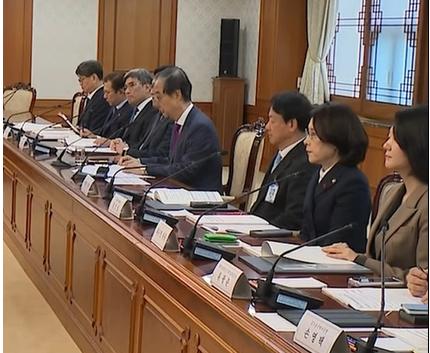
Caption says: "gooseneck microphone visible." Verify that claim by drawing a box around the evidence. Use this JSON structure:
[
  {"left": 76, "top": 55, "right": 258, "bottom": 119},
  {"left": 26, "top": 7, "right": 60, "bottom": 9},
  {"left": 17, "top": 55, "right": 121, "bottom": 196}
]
[
  {"left": 51, "top": 135, "right": 85, "bottom": 168},
  {"left": 136, "top": 150, "right": 228, "bottom": 218},
  {"left": 103, "top": 165, "right": 147, "bottom": 199},
  {"left": 256, "top": 224, "right": 354, "bottom": 300},
  {"left": 181, "top": 171, "right": 304, "bottom": 259}
]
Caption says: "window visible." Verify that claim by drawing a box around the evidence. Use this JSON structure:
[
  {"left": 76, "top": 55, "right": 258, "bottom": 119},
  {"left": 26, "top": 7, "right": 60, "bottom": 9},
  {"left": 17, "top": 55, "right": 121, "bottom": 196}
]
[{"left": 327, "top": 0, "right": 428, "bottom": 119}]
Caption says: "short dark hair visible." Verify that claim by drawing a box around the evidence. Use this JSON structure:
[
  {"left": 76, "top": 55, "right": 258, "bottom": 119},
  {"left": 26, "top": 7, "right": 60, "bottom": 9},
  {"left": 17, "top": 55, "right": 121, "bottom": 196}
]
[
  {"left": 75, "top": 60, "right": 103, "bottom": 80},
  {"left": 103, "top": 71, "right": 126, "bottom": 92},
  {"left": 153, "top": 65, "right": 174, "bottom": 76},
  {"left": 155, "top": 66, "right": 192, "bottom": 102},
  {"left": 311, "top": 103, "right": 368, "bottom": 166},
  {"left": 271, "top": 91, "right": 312, "bottom": 131},
  {"left": 124, "top": 68, "right": 153, "bottom": 86},
  {"left": 394, "top": 105, "right": 428, "bottom": 184}
]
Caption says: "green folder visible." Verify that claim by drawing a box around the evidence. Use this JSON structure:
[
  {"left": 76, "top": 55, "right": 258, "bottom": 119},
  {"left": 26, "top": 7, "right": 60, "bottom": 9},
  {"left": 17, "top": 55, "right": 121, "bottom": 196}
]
[{"left": 203, "top": 233, "right": 238, "bottom": 243}]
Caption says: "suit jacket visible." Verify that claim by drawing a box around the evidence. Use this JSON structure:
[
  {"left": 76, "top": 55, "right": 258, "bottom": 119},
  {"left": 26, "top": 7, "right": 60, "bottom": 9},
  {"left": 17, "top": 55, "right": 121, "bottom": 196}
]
[
  {"left": 121, "top": 100, "right": 159, "bottom": 149},
  {"left": 78, "top": 87, "right": 111, "bottom": 132},
  {"left": 250, "top": 142, "right": 316, "bottom": 230},
  {"left": 146, "top": 106, "right": 222, "bottom": 191},
  {"left": 355, "top": 183, "right": 428, "bottom": 280},
  {"left": 301, "top": 163, "right": 371, "bottom": 252},
  {"left": 97, "top": 102, "right": 133, "bottom": 138},
  {"left": 127, "top": 113, "right": 173, "bottom": 160}
]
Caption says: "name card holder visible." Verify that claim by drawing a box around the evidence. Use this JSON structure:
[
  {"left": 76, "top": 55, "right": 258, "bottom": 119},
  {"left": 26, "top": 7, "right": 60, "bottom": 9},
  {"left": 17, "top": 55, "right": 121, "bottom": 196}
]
[
  {"left": 151, "top": 220, "right": 179, "bottom": 252},
  {"left": 211, "top": 259, "right": 252, "bottom": 300},
  {"left": 108, "top": 193, "right": 133, "bottom": 220},
  {"left": 3, "top": 126, "right": 12, "bottom": 139},
  {"left": 81, "top": 175, "right": 99, "bottom": 197},
  {"left": 294, "top": 311, "right": 349, "bottom": 353},
  {"left": 18, "top": 135, "right": 29, "bottom": 150}
]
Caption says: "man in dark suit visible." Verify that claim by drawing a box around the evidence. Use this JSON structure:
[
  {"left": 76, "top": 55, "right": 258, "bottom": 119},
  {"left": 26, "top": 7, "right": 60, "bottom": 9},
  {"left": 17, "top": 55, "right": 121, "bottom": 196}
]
[
  {"left": 76, "top": 60, "right": 111, "bottom": 132},
  {"left": 251, "top": 91, "right": 316, "bottom": 230},
  {"left": 96, "top": 71, "right": 133, "bottom": 138},
  {"left": 119, "top": 66, "right": 222, "bottom": 191},
  {"left": 116, "top": 68, "right": 159, "bottom": 149}
]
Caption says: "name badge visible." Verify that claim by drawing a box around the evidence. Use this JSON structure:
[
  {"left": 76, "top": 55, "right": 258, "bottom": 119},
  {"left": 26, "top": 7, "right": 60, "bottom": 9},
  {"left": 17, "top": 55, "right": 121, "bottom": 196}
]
[
  {"left": 108, "top": 193, "right": 130, "bottom": 218},
  {"left": 81, "top": 175, "right": 96, "bottom": 196},
  {"left": 18, "top": 135, "right": 28, "bottom": 150},
  {"left": 3, "top": 126, "right": 12, "bottom": 139},
  {"left": 294, "top": 311, "right": 344, "bottom": 353},
  {"left": 151, "top": 220, "right": 174, "bottom": 251},
  {"left": 211, "top": 259, "right": 245, "bottom": 298},
  {"left": 264, "top": 182, "right": 279, "bottom": 204}
]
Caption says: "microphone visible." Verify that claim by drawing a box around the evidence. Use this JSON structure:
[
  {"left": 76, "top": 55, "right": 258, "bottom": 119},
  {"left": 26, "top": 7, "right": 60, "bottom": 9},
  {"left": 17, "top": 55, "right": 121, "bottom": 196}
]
[
  {"left": 354, "top": 219, "right": 389, "bottom": 353},
  {"left": 31, "top": 121, "right": 62, "bottom": 151},
  {"left": 4, "top": 110, "right": 32, "bottom": 129},
  {"left": 253, "top": 224, "right": 354, "bottom": 310},
  {"left": 16, "top": 116, "right": 35, "bottom": 140},
  {"left": 102, "top": 165, "right": 147, "bottom": 199},
  {"left": 136, "top": 150, "right": 228, "bottom": 218},
  {"left": 181, "top": 170, "right": 304, "bottom": 260}
]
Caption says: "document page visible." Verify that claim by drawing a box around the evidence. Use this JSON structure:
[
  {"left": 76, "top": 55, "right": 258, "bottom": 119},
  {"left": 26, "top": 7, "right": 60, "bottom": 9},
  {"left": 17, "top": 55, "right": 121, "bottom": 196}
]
[
  {"left": 261, "top": 242, "right": 353, "bottom": 265},
  {"left": 322, "top": 288, "right": 422, "bottom": 311},
  {"left": 152, "top": 188, "right": 223, "bottom": 205},
  {"left": 382, "top": 328, "right": 428, "bottom": 353}
]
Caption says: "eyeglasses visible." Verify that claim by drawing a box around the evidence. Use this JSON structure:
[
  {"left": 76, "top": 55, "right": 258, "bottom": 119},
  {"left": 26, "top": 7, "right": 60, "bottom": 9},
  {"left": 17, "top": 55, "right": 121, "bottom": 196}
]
[{"left": 305, "top": 128, "right": 319, "bottom": 141}]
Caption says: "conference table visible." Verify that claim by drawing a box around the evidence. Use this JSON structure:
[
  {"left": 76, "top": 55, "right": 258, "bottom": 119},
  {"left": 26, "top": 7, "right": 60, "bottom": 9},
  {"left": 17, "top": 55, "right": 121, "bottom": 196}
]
[{"left": 3, "top": 138, "right": 420, "bottom": 353}]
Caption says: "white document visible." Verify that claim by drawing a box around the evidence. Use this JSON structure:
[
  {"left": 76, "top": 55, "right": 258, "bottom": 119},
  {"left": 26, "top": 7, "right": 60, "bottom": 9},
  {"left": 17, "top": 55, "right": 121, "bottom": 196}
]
[
  {"left": 12, "top": 122, "right": 52, "bottom": 133},
  {"left": 82, "top": 147, "right": 117, "bottom": 154},
  {"left": 272, "top": 277, "right": 328, "bottom": 289},
  {"left": 106, "top": 164, "right": 124, "bottom": 177},
  {"left": 105, "top": 176, "right": 149, "bottom": 186},
  {"left": 186, "top": 214, "right": 269, "bottom": 225},
  {"left": 382, "top": 328, "right": 428, "bottom": 353},
  {"left": 65, "top": 137, "right": 96, "bottom": 149},
  {"left": 322, "top": 288, "right": 423, "bottom": 311},
  {"left": 81, "top": 164, "right": 108, "bottom": 176},
  {"left": 251, "top": 312, "right": 297, "bottom": 332},
  {"left": 165, "top": 210, "right": 194, "bottom": 218},
  {"left": 37, "top": 129, "right": 75, "bottom": 139},
  {"left": 261, "top": 241, "right": 353, "bottom": 265},
  {"left": 202, "top": 223, "right": 279, "bottom": 235},
  {"left": 238, "top": 241, "right": 262, "bottom": 256},
  {"left": 363, "top": 337, "right": 414, "bottom": 352},
  {"left": 152, "top": 188, "right": 223, "bottom": 206}
]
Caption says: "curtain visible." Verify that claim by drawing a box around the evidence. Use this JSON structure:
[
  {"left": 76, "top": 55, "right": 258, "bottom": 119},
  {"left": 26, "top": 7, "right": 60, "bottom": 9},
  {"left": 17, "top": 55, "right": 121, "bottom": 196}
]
[{"left": 299, "top": 0, "right": 339, "bottom": 104}]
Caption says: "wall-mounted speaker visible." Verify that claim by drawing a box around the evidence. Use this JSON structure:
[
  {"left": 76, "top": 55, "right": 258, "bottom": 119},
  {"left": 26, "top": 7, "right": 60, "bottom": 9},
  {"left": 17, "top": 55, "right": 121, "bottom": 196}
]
[{"left": 219, "top": 19, "right": 240, "bottom": 77}]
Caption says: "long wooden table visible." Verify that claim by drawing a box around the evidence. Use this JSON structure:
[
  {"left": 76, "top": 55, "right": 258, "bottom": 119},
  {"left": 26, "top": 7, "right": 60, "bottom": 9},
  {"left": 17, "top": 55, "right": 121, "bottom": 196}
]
[{"left": 3, "top": 139, "right": 417, "bottom": 353}]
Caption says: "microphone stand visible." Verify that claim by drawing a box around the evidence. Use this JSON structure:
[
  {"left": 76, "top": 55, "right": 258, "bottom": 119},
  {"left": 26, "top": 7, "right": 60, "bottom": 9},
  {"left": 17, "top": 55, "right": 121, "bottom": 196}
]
[
  {"left": 181, "top": 171, "right": 304, "bottom": 260},
  {"left": 354, "top": 220, "right": 389, "bottom": 353}
]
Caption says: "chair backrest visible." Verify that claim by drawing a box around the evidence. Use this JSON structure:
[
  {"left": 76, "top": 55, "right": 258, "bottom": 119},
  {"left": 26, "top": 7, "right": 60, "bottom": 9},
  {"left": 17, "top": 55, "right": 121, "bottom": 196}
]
[
  {"left": 3, "top": 83, "right": 36, "bottom": 122},
  {"left": 224, "top": 119, "right": 265, "bottom": 208},
  {"left": 71, "top": 92, "right": 86, "bottom": 126},
  {"left": 371, "top": 172, "right": 403, "bottom": 223}
]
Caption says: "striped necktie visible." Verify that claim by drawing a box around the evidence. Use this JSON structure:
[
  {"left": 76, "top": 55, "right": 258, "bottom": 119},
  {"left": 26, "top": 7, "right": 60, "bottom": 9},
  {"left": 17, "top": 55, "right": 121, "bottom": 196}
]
[{"left": 271, "top": 152, "right": 282, "bottom": 173}]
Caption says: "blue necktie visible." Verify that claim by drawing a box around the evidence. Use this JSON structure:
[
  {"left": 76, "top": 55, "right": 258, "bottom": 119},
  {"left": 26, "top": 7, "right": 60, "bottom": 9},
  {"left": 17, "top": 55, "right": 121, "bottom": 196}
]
[
  {"left": 271, "top": 152, "right": 282, "bottom": 173},
  {"left": 130, "top": 107, "right": 139, "bottom": 123}
]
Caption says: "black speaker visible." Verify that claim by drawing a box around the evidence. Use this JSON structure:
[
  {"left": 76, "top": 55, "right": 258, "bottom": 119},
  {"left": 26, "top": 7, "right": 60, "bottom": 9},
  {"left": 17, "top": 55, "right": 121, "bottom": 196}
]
[{"left": 219, "top": 19, "right": 240, "bottom": 77}]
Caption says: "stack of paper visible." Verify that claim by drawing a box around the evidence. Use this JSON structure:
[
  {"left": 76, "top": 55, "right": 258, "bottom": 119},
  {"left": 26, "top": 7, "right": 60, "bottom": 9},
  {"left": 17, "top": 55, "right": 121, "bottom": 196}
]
[
  {"left": 322, "top": 288, "right": 422, "bottom": 311},
  {"left": 152, "top": 188, "right": 223, "bottom": 206},
  {"left": 382, "top": 328, "right": 428, "bottom": 353},
  {"left": 272, "top": 277, "right": 327, "bottom": 289},
  {"left": 105, "top": 176, "right": 149, "bottom": 186},
  {"left": 65, "top": 136, "right": 97, "bottom": 150},
  {"left": 261, "top": 241, "right": 353, "bottom": 265},
  {"left": 186, "top": 214, "right": 279, "bottom": 235}
]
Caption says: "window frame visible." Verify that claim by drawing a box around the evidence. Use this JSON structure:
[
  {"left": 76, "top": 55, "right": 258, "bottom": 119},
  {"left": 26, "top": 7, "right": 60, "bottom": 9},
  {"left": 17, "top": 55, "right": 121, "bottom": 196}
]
[{"left": 330, "top": 0, "right": 428, "bottom": 120}]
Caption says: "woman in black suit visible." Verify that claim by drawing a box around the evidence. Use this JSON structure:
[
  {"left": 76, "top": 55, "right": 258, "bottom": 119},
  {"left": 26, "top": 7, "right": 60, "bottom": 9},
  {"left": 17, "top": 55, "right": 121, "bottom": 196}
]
[{"left": 300, "top": 103, "right": 371, "bottom": 252}]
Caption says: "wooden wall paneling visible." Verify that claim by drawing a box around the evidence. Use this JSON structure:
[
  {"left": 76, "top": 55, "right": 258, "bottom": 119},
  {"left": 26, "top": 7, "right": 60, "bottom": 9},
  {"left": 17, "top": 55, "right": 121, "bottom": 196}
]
[
  {"left": 14, "top": 173, "right": 31, "bottom": 243},
  {"left": 3, "top": 164, "right": 15, "bottom": 230},
  {"left": 360, "top": 124, "right": 390, "bottom": 196},
  {"left": 3, "top": 0, "right": 33, "bottom": 87},
  {"left": 159, "top": 0, "right": 178, "bottom": 65},
  {"left": 98, "top": 0, "right": 117, "bottom": 74},
  {"left": 252, "top": 0, "right": 308, "bottom": 170},
  {"left": 27, "top": 186, "right": 47, "bottom": 267},
  {"left": 114, "top": 0, "right": 161, "bottom": 71},
  {"left": 69, "top": 219, "right": 101, "bottom": 336},
  {"left": 97, "top": 248, "right": 138, "bottom": 353},
  {"left": 32, "top": 99, "right": 72, "bottom": 122}
]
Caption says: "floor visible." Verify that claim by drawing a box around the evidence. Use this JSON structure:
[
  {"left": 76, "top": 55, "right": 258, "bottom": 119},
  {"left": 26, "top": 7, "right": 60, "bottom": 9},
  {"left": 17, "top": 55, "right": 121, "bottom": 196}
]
[{"left": 3, "top": 243, "right": 82, "bottom": 353}]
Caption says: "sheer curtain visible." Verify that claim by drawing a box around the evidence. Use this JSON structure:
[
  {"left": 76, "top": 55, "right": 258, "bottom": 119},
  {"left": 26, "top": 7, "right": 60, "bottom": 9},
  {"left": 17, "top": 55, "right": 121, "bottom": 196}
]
[{"left": 299, "top": 0, "right": 339, "bottom": 104}]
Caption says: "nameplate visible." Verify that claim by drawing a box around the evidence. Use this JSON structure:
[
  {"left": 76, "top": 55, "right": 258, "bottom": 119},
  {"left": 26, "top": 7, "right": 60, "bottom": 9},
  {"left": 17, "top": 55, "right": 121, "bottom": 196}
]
[
  {"left": 294, "top": 310, "right": 347, "bottom": 353},
  {"left": 81, "top": 175, "right": 96, "bottom": 196},
  {"left": 211, "top": 259, "right": 251, "bottom": 299},
  {"left": 108, "top": 193, "right": 133, "bottom": 220},
  {"left": 18, "top": 135, "right": 28, "bottom": 150},
  {"left": 3, "top": 127, "right": 12, "bottom": 139},
  {"left": 151, "top": 220, "right": 178, "bottom": 252}
]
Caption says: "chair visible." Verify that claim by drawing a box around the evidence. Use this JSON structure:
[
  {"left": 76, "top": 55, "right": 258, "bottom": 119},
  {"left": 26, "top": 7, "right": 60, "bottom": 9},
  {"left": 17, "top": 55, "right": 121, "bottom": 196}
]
[
  {"left": 71, "top": 92, "right": 86, "bottom": 126},
  {"left": 3, "top": 83, "right": 37, "bottom": 123},
  {"left": 223, "top": 119, "right": 266, "bottom": 210},
  {"left": 371, "top": 172, "right": 403, "bottom": 223}
]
